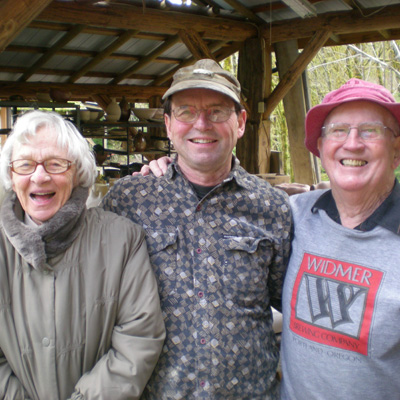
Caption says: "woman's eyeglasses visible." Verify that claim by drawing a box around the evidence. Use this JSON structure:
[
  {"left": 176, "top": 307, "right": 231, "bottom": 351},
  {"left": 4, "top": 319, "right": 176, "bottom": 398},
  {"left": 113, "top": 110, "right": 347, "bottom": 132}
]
[{"left": 9, "top": 158, "right": 73, "bottom": 175}]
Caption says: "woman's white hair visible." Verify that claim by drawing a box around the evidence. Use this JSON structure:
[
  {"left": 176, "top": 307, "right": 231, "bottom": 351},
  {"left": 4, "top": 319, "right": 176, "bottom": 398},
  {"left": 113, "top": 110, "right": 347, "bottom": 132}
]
[{"left": 0, "top": 110, "right": 97, "bottom": 191}]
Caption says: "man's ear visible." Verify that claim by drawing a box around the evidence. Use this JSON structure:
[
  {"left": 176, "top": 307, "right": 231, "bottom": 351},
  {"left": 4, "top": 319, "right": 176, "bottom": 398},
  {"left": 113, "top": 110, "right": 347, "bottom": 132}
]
[
  {"left": 392, "top": 136, "right": 400, "bottom": 170},
  {"left": 164, "top": 113, "right": 172, "bottom": 140},
  {"left": 236, "top": 109, "right": 247, "bottom": 139}
]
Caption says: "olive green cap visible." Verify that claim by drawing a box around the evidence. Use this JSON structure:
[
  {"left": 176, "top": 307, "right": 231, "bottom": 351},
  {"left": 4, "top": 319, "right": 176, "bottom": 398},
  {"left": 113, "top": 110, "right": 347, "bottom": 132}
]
[{"left": 162, "top": 59, "right": 241, "bottom": 104}]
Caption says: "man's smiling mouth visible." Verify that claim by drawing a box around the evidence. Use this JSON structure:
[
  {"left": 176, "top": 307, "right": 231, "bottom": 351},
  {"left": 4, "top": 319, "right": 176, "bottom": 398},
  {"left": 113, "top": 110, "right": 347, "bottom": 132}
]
[
  {"left": 341, "top": 159, "right": 367, "bottom": 167},
  {"left": 190, "top": 139, "right": 216, "bottom": 144}
]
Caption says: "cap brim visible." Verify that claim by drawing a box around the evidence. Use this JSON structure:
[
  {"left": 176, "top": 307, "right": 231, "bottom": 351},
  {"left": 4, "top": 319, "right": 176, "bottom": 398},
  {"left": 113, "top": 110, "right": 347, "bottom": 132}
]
[
  {"left": 162, "top": 79, "right": 240, "bottom": 104},
  {"left": 305, "top": 98, "right": 400, "bottom": 157}
]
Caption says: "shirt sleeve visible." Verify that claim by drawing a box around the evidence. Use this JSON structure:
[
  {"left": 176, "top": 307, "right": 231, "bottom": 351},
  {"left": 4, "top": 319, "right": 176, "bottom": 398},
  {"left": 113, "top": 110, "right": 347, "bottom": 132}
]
[{"left": 267, "top": 193, "right": 293, "bottom": 312}]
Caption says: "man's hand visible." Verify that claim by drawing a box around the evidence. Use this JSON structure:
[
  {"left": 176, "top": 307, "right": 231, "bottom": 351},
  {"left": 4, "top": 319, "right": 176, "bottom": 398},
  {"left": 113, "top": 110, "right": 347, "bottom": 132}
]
[
  {"left": 275, "top": 183, "right": 310, "bottom": 196},
  {"left": 275, "top": 181, "right": 330, "bottom": 196},
  {"left": 132, "top": 156, "right": 173, "bottom": 177}
]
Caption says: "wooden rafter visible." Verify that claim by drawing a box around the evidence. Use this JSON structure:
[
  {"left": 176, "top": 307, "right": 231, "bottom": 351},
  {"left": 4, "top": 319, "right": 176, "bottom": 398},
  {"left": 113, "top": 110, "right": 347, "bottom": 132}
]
[
  {"left": 19, "top": 24, "right": 85, "bottom": 82},
  {"left": 0, "top": 0, "right": 53, "bottom": 52},
  {"left": 178, "top": 29, "right": 215, "bottom": 60},
  {"left": 69, "top": 29, "right": 140, "bottom": 83},
  {"left": 112, "top": 35, "right": 181, "bottom": 84},
  {"left": 223, "top": 0, "right": 265, "bottom": 23},
  {"left": 152, "top": 41, "right": 240, "bottom": 87},
  {"left": 265, "top": 30, "right": 332, "bottom": 116},
  {"left": 38, "top": 2, "right": 257, "bottom": 42},
  {"left": 261, "top": 5, "right": 400, "bottom": 43},
  {"left": 0, "top": 81, "right": 167, "bottom": 101}
]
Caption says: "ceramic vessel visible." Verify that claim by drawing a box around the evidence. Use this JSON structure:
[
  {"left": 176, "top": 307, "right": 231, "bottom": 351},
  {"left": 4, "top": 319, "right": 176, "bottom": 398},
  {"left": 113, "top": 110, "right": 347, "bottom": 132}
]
[
  {"left": 80, "top": 110, "right": 91, "bottom": 122},
  {"left": 106, "top": 98, "right": 121, "bottom": 122},
  {"left": 119, "top": 96, "right": 130, "bottom": 121},
  {"left": 50, "top": 88, "right": 71, "bottom": 102},
  {"left": 133, "top": 130, "right": 147, "bottom": 152}
]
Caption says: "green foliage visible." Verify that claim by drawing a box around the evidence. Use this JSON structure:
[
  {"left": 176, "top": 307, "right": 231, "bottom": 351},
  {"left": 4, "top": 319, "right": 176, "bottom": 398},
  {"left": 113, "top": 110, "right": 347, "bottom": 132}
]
[{"left": 268, "top": 41, "right": 400, "bottom": 180}]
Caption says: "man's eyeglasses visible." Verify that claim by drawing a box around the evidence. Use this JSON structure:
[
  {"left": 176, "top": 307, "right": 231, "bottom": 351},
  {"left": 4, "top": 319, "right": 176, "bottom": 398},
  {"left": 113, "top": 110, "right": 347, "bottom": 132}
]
[
  {"left": 172, "top": 105, "right": 235, "bottom": 123},
  {"left": 321, "top": 122, "right": 397, "bottom": 142},
  {"left": 9, "top": 158, "right": 73, "bottom": 175}
]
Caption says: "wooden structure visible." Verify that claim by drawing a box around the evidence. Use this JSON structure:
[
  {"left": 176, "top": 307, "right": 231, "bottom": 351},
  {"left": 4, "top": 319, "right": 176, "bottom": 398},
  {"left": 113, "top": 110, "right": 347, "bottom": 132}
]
[{"left": 1, "top": 0, "right": 400, "bottom": 183}]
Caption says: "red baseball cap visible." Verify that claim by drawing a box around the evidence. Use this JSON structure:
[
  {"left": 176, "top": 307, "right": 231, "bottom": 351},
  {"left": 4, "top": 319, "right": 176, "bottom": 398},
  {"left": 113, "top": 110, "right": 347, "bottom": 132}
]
[{"left": 305, "top": 78, "right": 400, "bottom": 157}]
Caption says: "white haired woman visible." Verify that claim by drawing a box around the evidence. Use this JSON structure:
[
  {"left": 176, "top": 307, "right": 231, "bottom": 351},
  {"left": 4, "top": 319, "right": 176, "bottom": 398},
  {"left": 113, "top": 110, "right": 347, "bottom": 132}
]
[{"left": 0, "top": 110, "right": 165, "bottom": 400}]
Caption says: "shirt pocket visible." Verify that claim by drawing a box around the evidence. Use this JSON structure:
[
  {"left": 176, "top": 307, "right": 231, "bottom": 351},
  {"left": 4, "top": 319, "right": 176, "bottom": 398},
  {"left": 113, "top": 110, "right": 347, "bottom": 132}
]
[
  {"left": 220, "top": 233, "right": 275, "bottom": 306},
  {"left": 144, "top": 227, "right": 180, "bottom": 297}
]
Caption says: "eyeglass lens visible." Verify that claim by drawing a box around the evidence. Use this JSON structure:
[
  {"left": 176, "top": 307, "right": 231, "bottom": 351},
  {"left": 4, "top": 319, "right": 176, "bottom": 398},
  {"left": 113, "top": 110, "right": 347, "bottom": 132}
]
[
  {"left": 173, "top": 106, "right": 234, "bottom": 123},
  {"left": 10, "top": 159, "right": 71, "bottom": 175},
  {"left": 322, "top": 122, "right": 391, "bottom": 141}
]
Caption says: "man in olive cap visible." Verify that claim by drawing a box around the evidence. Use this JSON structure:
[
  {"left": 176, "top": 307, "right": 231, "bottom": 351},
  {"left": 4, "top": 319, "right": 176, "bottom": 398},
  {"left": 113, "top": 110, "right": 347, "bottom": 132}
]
[{"left": 101, "top": 59, "right": 292, "bottom": 399}]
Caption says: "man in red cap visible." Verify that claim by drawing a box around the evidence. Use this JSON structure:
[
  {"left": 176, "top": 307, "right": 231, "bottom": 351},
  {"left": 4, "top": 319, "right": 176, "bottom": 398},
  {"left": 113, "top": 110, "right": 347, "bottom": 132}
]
[{"left": 280, "top": 78, "right": 400, "bottom": 399}]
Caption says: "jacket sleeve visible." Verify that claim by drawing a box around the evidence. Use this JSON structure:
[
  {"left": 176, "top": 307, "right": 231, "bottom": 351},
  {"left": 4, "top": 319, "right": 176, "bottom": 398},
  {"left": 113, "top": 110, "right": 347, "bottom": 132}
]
[
  {"left": 0, "top": 349, "right": 30, "bottom": 399},
  {"left": 68, "top": 222, "right": 165, "bottom": 400}
]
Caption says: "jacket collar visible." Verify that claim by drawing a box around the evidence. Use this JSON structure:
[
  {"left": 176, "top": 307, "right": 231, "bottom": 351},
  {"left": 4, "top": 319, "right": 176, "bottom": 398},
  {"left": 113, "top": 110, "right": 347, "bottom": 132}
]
[{"left": 0, "top": 186, "right": 88, "bottom": 271}]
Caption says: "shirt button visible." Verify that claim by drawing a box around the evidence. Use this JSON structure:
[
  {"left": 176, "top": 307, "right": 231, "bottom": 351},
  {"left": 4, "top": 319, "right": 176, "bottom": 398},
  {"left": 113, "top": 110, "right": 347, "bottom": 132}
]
[
  {"left": 42, "top": 337, "right": 50, "bottom": 347},
  {"left": 198, "top": 291, "right": 204, "bottom": 298},
  {"left": 196, "top": 248, "right": 202, "bottom": 254},
  {"left": 200, "top": 338, "right": 206, "bottom": 345}
]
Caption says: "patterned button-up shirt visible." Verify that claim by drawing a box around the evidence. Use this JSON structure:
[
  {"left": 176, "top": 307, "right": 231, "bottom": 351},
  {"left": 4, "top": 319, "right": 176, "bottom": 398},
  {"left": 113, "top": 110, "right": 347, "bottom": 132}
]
[{"left": 101, "top": 158, "right": 292, "bottom": 399}]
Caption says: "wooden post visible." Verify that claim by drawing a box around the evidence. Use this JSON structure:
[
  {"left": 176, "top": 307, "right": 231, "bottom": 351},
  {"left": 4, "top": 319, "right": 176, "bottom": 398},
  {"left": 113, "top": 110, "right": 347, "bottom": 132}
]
[
  {"left": 237, "top": 37, "right": 268, "bottom": 174},
  {"left": 274, "top": 40, "right": 316, "bottom": 184}
]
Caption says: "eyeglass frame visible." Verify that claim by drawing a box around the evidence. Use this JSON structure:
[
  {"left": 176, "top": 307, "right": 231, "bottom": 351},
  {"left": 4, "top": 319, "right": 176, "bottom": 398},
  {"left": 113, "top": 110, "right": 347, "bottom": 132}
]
[
  {"left": 171, "top": 105, "right": 236, "bottom": 123},
  {"left": 321, "top": 121, "right": 398, "bottom": 142},
  {"left": 9, "top": 158, "right": 73, "bottom": 175}
]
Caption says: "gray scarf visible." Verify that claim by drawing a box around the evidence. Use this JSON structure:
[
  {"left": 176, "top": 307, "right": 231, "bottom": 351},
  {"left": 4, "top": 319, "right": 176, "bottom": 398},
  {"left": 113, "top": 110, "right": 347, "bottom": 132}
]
[{"left": 0, "top": 186, "right": 88, "bottom": 271}]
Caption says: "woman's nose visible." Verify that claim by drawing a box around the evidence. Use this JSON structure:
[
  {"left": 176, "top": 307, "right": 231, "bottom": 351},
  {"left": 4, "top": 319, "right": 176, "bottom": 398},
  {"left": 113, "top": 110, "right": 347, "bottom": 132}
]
[{"left": 30, "top": 164, "right": 51, "bottom": 183}]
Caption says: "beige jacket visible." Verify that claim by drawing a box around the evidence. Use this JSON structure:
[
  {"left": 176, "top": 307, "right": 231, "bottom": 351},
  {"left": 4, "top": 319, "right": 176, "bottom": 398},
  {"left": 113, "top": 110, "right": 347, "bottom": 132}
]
[{"left": 0, "top": 194, "right": 165, "bottom": 400}]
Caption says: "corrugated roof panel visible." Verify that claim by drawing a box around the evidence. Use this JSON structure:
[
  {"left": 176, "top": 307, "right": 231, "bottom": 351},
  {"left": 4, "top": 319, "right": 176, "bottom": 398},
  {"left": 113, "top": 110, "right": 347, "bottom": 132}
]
[
  {"left": 161, "top": 43, "right": 190, "bottom": 59},
  {"left": 0, "top": 72, "right": 22, "bottom": 81},
  {"left": 0, "top": 51, "right": 41, "bottom": 68},
  {"left": 357, "top": 0, "right": 400, "bottom": 7},
  {"left": 12, "top": 28, "right": 65, "bottom": 47},
  {"left": 118, "top": 38, "right": 164, "bottom": 55},
  {"left": 75, "top": 76, "right": 112, "bottom": 84},
  {"left": 94, "top": 58, "right": 136, "bottom": 74},
  {"left": 27, "top": 74, "right": 69, "bottom": 83},
  {"left": 65, "top": 33, "right": 116, "bottom": 51},
  {"left": 42, "top": 55, "right": 90, "bottom": 71}
]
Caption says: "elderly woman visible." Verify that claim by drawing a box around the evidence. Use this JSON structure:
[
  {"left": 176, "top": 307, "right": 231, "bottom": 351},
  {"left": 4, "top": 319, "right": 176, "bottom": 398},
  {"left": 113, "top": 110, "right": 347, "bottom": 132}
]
[
  {"left": 281, "top": 79, "right": 400, "bottom": 399},
  {"left": 0, "top": 110, "right": 165, "bottom": 400}
]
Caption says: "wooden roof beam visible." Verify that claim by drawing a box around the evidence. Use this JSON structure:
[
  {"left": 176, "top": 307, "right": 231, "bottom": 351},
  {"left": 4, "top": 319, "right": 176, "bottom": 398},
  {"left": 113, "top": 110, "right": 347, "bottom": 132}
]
[
  {"left": 152, "top": 41, "right": 240, "bottom": 87},
  {"left": 0, "top": 81, "right": 167, "bottom": 101},
  {"left": 261, "top": 5, "right": 400, "bottom": 43},
  {"left": 112, "top": 35, "right": 181, "bottom": 84},
  {"left": 222, "top": 0, "right": 265, "bottom": 23},
  {"left": 6, "top": 44, "right": 182, "bottom": 64},
  {"left": 38, "top": 2, "right": 257, "bottom": 42},
  {"left": 0, "top": 0, "right": 53, "bottom": 53},
  {"left": 69, "top": 29, "right": 140, "bottom": 83},
  {"left": 19, "top": 24, "right": 85, "bottom": 82},
  {"left": 265, "top": 30, "right": 332, "bottom": 116},
  {"left": 178, "top": 29, "right": 215, "bottom": 60}
]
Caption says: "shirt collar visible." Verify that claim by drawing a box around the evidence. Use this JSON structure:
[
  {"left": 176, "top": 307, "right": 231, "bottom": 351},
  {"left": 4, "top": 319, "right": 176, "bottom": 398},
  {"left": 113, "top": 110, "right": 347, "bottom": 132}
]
[
  {"left": 166, "top": 155, "right": 252, "bottom": 190},
  {"left": 312, "top": 180, "right": 400, "bottom": 235}
]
